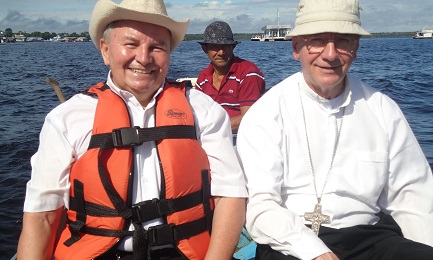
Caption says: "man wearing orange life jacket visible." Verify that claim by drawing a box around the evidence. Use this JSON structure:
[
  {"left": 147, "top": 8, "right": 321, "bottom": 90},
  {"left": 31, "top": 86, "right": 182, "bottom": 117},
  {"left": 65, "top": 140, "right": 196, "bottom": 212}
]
[{"left": 17, "top": 0, "right": 247, "bottom": 259}]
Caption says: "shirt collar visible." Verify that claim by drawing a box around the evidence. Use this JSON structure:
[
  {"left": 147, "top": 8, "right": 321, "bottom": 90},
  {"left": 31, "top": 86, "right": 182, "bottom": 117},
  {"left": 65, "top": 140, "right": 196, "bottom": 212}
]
[
  {"left": 105, "top": 70, "right": 164, "bottom": 110},
  {"left": 299, "top": 73, "right": 352, "bottom": 113}
]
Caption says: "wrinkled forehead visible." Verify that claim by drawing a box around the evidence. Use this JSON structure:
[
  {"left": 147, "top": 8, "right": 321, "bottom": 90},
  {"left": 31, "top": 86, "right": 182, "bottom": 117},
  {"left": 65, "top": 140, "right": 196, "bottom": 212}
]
[
  {"left": 107, "top": 20, "right": 173, "bottom": 45},
  {"left": 301, "top": 32, "right": 361, "bottom": 39}
]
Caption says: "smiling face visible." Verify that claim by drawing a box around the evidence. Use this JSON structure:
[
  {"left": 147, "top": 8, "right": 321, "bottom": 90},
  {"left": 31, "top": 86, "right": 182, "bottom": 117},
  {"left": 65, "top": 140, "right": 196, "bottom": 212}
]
[
  {"left": 292, "top": 33, "right": 360, "bottom": 99},
  {"left": 100, "top": 20, "right": 171, "bottom": 107}
]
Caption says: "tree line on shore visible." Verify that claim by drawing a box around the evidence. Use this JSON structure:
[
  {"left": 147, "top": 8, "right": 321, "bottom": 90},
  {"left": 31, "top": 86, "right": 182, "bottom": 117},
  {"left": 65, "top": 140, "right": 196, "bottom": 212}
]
[
  {"left": 1, "top": 28, "right": 90, "bottom": 40},
  {"left": 191, "top": 32, "right": 416, "bottom": 40},
  {"left": 2, "top": 27, "right": 416, "bottom": 42}
]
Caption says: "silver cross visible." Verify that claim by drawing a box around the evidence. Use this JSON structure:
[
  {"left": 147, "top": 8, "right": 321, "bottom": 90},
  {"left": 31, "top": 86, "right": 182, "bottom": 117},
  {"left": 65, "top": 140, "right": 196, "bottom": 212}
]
[{"left": 304, "top": 202, "right": 330, "bottom": 235}]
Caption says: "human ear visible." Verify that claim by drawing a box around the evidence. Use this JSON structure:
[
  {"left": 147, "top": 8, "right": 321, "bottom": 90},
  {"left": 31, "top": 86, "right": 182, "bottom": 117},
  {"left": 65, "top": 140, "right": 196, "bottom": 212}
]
[
  {"left": 201, "top": 45, "right": 208, "bottom": 54},
  {"left": 100, "top": 39, "right": 110, "bottom": 66},
  {"left": 292, "top": 37, "right": 301, "bottom": 60}
]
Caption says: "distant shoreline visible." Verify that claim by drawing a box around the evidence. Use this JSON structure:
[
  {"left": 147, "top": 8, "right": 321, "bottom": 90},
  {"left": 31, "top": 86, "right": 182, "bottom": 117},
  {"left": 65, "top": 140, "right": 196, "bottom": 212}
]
[
  {"left": 0, "top": 32, "right": 418, "bottom": 43},
  {"left": 186, "top": 32, "right": 416, "bottom": 41}
]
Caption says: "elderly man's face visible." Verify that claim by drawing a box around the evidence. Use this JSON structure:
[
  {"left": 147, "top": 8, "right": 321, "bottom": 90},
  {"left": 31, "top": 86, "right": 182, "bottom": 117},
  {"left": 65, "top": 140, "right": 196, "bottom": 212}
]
[
  {"left": 292, "top": 33, "right": 359, "bottom": 99},
  {"left": 100, "top": 20, "right": 171, "bottom": 106}
]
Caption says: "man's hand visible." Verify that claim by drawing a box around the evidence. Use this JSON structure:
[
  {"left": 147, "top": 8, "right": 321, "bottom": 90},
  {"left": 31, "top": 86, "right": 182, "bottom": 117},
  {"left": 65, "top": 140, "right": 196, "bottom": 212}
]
[{"left": 313, "top": 252, "right": 340, "bottom": 260}]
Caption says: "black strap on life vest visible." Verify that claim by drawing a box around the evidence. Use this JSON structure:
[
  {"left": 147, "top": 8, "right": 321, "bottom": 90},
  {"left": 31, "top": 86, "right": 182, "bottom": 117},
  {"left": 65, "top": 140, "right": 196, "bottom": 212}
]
[
  {"left": 129, "top": 170, "right": 213, "bottom": 259},
  {"left": 65, "top": 215, "right": 209, "bottom": 246},
  {"left": 88, "top": 125, "right": 197, "bottom": 149},
  {"left": 63, "top": 180, "right": 86, "bottom": 246},
  {"left": 68, "top": 188, "right": 206, "bottom": 222},
  {"left": 65, "top": 170, "right": 213, "bottom": 250}
]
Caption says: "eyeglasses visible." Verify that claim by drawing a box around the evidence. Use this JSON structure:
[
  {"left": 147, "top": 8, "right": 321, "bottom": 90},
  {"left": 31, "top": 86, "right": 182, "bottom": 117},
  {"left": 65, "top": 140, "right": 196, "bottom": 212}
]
[{"left": 300, "top": 34, "right": 358, "bottom": 55}]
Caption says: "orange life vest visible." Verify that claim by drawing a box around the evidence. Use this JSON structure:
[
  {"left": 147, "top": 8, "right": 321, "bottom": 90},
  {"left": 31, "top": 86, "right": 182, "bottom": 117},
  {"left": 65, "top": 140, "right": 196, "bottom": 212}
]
[{"left": 54, "top": 80, "right": 214, "bottom": 259}]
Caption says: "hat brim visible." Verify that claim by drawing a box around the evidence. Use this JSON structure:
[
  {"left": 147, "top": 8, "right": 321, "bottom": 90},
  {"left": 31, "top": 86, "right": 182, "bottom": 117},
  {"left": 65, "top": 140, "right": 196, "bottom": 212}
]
[
  {"left": 287, "top": 20, "right": 371, "bottom": 39},
  {"left": 89, "top": 0, "right": 189, "bottom": 52},
  {"left": 197, "top": 41, "right": 240, "bottom": 45}
]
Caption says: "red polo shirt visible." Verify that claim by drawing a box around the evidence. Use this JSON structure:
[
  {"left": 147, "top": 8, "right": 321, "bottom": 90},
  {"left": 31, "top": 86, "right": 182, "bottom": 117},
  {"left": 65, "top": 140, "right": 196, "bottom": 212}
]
[{"left": 196, "top": 56, "right": 265, "bottom": 118}]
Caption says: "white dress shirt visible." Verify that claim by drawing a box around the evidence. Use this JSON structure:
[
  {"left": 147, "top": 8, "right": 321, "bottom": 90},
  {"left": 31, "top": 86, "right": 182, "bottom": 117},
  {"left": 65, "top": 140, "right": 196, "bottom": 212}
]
[
  {"left": 237, "top": 72, "right": 433, "bottom": 259},
  {"left": 23, "top": 72, "right": 247, "bottom": 251}
]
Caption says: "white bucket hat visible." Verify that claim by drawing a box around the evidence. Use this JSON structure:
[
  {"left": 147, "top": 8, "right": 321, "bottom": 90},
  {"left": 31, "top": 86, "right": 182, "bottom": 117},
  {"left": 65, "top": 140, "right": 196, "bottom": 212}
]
[
  {"left": 89, "top": 0, "right": 189, "bottom": 51},
  {"left": 288, "top": 0, "right": 370, "bottom": 38}
]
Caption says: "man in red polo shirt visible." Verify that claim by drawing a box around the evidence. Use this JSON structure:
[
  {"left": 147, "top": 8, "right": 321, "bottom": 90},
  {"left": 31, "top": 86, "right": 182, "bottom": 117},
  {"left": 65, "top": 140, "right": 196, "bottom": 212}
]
[{"left": 197, "top": 21, "right": 265, "bottom": 134}]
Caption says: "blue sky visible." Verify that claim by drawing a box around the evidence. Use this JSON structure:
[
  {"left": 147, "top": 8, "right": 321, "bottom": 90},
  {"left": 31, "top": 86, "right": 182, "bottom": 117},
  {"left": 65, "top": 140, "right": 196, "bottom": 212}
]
[{"left": 0, "top": 0, "right": 432, "bottom": 35}]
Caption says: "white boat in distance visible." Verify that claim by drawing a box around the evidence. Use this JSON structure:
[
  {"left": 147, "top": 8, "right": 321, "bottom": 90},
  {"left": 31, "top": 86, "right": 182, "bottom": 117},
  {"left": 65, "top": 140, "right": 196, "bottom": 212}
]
[
  {"left": 262, "top": 24, "right": 292, "bottom": 41},
  {"left": 250, "top": 34, "right": 263, "bottom": 41},
  {"left": 250, "top": 8, "right": 292, "bottom": 42},
  {"left": 413, "top": 27, "right": 433, "bottom": 39},
  {"left": 250, "top": 24, "right": 292, "bottom": 41}
]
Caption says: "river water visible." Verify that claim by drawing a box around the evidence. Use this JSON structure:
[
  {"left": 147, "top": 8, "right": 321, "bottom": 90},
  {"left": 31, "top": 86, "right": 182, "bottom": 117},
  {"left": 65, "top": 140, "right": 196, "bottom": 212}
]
[{"left": 0, "top": 37, "right": 432, "bottom": 258}]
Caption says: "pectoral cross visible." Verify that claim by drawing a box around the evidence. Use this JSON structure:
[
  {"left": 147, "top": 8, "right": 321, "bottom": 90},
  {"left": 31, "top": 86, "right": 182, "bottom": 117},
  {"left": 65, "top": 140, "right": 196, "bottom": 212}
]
[{"left": 304, "top": 200, "right": 330, "bottom": 235}]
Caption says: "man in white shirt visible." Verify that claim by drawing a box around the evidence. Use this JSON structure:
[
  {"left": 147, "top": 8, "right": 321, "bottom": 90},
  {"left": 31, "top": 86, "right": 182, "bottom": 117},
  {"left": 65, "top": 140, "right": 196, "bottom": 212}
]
[
  {"left": 236, "top": 0, "right": 433, "bottom": 259},
  {"left": 17, "top": 0, "right": 246, "bottom": 259}
]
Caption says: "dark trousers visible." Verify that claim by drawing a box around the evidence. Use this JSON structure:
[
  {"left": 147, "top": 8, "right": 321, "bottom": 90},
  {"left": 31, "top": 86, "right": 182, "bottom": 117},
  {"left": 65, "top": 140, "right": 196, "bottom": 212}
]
[
  {"left": 256, "top": 215, "right": 433, "bottom": 260},
  {"left": 97, "top": 247, "right": 187, "bottom": 260}
]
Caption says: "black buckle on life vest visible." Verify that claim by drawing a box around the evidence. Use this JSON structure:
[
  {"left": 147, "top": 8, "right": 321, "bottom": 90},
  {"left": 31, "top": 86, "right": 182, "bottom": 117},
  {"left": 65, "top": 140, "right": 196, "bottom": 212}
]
[
  {"left": 112, "top": 126, "right": 141, "bottom": 147},
  {"left": 148, "top": 224, "right": 175, "bottom": 246},
  {"left": 131, "top": 199, "right": 161, "bottom": 223}
]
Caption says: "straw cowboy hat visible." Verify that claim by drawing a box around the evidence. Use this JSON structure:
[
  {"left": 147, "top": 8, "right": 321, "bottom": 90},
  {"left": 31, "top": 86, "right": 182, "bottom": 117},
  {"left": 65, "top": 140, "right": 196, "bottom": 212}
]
[
  {"left": 89, "top": 0, "right": 190, "bottom": 51},
  {"left": 288, "top": 0, "right": 370, "bottom": 38}
]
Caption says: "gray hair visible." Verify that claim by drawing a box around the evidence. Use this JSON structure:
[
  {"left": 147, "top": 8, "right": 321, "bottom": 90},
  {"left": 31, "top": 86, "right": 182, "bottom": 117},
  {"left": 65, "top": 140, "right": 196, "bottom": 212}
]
[
  {"left": 102, "top": 22, "right": 115, "bottom": 44},
  {"left": 101, "top": 21, "right": 173, "bottom": 50}
]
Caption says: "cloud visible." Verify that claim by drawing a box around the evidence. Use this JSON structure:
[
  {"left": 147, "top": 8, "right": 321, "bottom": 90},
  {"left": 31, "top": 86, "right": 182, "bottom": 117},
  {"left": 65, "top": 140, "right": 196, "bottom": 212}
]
[
  {"left": 361, "top": 2, "right": 433, "bottom": 32},
  {"left": 0, "top": 10, "right": 89, "bottom": 33},
  {"left": 1, "top": 0, "right": 431, "bottom": 35}
]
